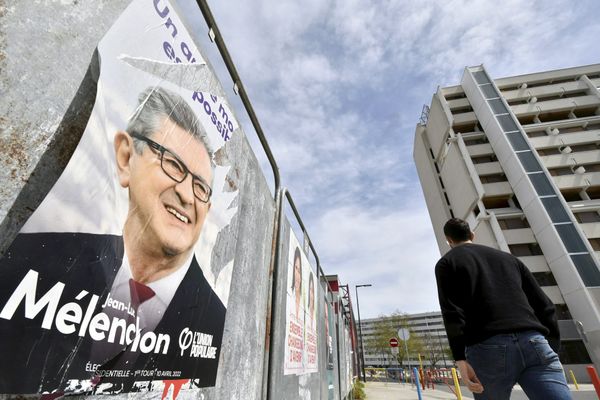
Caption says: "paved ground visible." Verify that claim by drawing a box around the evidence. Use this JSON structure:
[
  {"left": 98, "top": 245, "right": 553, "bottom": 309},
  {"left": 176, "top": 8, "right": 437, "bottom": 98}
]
[
  {"left": 364, "top": 381, "right": 598, "bottom": 400},
  {"left": 364, "top": 381, "right": 473, "bottom": 400}
]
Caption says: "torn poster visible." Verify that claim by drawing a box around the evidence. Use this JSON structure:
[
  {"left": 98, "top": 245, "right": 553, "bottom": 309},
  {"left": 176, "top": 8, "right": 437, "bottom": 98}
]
[{"left": 0, "top": 0, "right": 240, "bottom": 395}]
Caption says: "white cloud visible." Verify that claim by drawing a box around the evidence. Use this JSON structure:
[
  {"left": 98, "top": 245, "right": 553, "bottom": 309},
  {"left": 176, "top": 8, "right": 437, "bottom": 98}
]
[
  {"left": 183, "top": 0, "right": 600, "bottom": 316},
  {"left": 311, "top": 201, "right": 441, "bottom": 317}
]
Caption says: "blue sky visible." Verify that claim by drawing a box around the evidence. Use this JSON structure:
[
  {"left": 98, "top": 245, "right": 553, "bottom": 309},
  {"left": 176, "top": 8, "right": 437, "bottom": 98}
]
[{"left": 179, "top": 0, "right": 600, "bottom": 318}]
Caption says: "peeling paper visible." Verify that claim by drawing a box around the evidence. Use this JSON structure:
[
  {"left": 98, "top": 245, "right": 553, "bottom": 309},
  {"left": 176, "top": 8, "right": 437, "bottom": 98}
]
[
  {"left": 0, "top": 0, "right": 243, "bottom": 396},
  {"left": 119, "top": 56, "right": 226, "bottom": 99}
]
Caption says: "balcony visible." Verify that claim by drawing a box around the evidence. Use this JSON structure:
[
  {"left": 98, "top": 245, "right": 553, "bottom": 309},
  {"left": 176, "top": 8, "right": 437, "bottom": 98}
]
[
  {"left": 503, "top": 228, "right": 536, "bottom": 244},
  {"left": 511, "top": 95, "right": 600, "bottom": 118},
  {"left": 475, "top": 161, "right": 503, "bottom": 176},
  {"left": 530, "top": 129, "right": 600, "bottom": 150},
  {"left": 580, "top": 222, "right": 600, "bottom": 239},
  {"left": 553, "top": 171, "right": 600, "bottom": 190},
  {"left": 482, "top": 181, "right": 513, "bottom": 197},
  {"left": 467, "top": 143, "right": 494, "bottom": 157},
  {"left": 518, "top": 255, "right": 551, "bottom": 273}
]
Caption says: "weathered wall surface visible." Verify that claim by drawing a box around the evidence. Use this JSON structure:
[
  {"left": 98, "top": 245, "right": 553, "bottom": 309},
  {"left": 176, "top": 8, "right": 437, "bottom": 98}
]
[{"left": 0, "top": 1, "right": 132, "bottom": 256}]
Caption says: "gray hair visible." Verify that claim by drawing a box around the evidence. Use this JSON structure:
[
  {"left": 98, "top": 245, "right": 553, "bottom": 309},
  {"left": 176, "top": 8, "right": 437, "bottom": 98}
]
[{"left": 126, "top": 86, "right": 214, "bottom": 166}]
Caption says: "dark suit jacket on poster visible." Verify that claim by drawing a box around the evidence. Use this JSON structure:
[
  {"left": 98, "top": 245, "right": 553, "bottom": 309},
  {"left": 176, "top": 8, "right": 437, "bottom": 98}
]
[{"left": 0, "top": 232, "right": 226, "bottom": 394}]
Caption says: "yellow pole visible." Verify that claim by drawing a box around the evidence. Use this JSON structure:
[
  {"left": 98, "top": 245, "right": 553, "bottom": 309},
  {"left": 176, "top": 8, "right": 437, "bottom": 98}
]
[
  {"left": 451, "top": 367, "right": 463, "bottom": 400},
  {"left": 418, "top": 353, "right": 424, "bottom": 371},
  {"left": 569, "top": 370, "right": 579, "bottom": 390}
]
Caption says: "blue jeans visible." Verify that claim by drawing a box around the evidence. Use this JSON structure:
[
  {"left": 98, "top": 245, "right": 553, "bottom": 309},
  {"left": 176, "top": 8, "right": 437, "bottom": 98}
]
[{"left": 465, "top": 331, "right": 572, "bottom": 400}]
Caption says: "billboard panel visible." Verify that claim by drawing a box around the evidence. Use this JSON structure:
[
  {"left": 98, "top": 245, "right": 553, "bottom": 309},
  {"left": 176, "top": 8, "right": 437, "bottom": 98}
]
[
  {"left": 284, "top": 229, "right": 319, "bottom": 375},
  {"left": 0, "top": 0, "right": 239, "bottom": 394}
]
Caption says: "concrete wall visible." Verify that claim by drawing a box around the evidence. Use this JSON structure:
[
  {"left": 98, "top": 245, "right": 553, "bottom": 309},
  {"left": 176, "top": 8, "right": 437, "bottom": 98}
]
[{"left": 0, "top": 1, "right": 355, "bottom": 399}]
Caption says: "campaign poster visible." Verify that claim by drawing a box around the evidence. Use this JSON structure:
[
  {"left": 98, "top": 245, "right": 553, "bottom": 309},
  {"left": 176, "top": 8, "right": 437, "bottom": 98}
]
[
  {"left": 325, "top": 295, "right": 334, "bottom": 371},
  {"left": 0, "top": 0, "right": 239, "bottom": 395},
  {"left": 345, "top": 326, "right": 353, "bottom": 390},
  {"left": 324, "top": 293, "right": 335, "bottom": 400},
  {"left": 283, "top": 230, "right": 318, "bottom": 375}
]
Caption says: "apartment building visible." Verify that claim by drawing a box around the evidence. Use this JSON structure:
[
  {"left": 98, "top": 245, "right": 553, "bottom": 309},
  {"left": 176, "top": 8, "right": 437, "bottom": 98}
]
[
  {"left": 414, "top": 63, "right": 600, "bottom": 380},
  {"left": 360, "top": 311, "right": 452, "bottom": 369}
]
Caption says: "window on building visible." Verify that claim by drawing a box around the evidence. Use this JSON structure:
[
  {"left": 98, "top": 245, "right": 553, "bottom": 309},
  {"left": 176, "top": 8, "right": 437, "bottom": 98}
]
[
  {"left": 444, "top": 92, "right": 466, "bottom": 101},
  {"left": 454, "top": 123, "right": 479, "bottom": 134},
  {"left": 537, "top": 148, "right": 561, "bottom": 156},
  {"left": 480, "top": 174, "right": 508, "bottom": 184},
  {"left": 532, "top": 272, "right": 558, "bottom": 286},
  {"left": 482, "top": 196, "right": 512, "bottom": 209},
  {"left": 588, "top": 238, "right": 600, "bottom": 251},
  {"left": 560, "top": 126, "right": 584, "bottom": 134},
  {"left": 561, "top": 189, "right": 584, "bottom": 202},
  {"left": 527, "top": 130, "right": 548, "bottom": 138},
  {"left": 556, "top": 224, "right": 588, "bottom": 253},
  {"left": 451, "top": 105, "right": 474, "bottom": 114},
  {"left": 530, "top": 173, "right": 556, "bottom": 196},
  {"left": 524, "top": 77, "right": 576, "bottom": 89},
  {"left": 586, "top": 164, "right": 600, "bottom": 172},
  {"left": 518, "top": 151, "right": 542, "bottom": 172},
  {"left": 575, "top": 212, "right": 600, "bottom": 223},
  {"left": 571, "top": 253, "right": 600, "bottom": 286},
  {"left": 570, "top": 143, "right": 599, "bottom": 153},
  {"left": 498, "top": 217, "right": 530, "bottom": 230},
  {"left": 518, "top": 114, "right": 539, "bottom": 125},
  {"left": 541, "top": 197, "right": 571, "bottom": 223},
  {"left": 508, "top": 243, "right": 543, "bottom": 256},
  {"left": 472, "top": 155, "right": 497, "bottom": 164},
  {"left": 535, "top": 91, "right": 589, "bottom": 102},
  {"left": 463, "top": 137, "right": 488, "bottom": 146},
  {"left": 480, "top": 83, "right": 499, "bottom": 99},
  {"left": 559, "top": 340, "right": 592, "bottom": 364},
  {"left": 574, "top": 108, "right": 600, "bottom": 119},
  {"left": 549, "top": 167, "right": 573, "bottom": 176},
  {"left": 586, "top": 187, "right": 600, "bottom": 200},
  {"left": 586, "top": 123, "right": 600, "bottom": 131},
  {"left": 510, "top": 196, "right": 522, "bottom": 209}
]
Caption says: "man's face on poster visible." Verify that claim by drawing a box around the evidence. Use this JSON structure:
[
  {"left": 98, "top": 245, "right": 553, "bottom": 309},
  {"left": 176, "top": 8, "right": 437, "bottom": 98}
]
[{"left": 117, "top": 117, "right": 212, "bottom": 256}]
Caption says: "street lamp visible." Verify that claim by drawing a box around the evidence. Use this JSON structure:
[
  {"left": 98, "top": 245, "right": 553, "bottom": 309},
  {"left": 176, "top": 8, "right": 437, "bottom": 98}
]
[{"left": 355, "top": 284, "right": 372, "bottom": 382}]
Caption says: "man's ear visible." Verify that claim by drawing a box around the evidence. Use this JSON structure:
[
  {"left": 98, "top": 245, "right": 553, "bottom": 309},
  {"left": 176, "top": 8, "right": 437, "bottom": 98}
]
[
  {"left": 469, "top": 231, "right": 475, "bottom": 241},
  {"left": 114, "top": 131, "right": 133, "bottom": 188}
]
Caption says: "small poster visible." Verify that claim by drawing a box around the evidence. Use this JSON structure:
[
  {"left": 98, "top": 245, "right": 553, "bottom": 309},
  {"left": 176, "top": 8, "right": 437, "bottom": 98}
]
[{"left": 283, "top": 230, "right": 318, "bottom": 375}]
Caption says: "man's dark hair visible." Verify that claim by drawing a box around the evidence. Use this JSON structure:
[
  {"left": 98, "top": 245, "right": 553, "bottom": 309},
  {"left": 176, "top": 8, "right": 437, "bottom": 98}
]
[
  {"left": 127, "top": 86, "right": 214, "bottom": 166},
  {"left": 443, "top": 218, "right": 472, "bottom": 242}
]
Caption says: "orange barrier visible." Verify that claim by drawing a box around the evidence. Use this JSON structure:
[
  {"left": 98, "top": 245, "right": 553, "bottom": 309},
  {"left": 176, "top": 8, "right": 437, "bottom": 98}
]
[{"left": 586, "top": 365, "right": 600, "bottom": 398}]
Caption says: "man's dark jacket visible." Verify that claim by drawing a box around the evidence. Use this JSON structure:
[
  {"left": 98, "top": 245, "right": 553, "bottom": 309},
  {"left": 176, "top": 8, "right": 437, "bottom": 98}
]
[
  {"left": 435, "top": 243, "right": 560, "bottom": 361},
  {"left": 0, "top": 232, "right": 226, "bottom": 393}
]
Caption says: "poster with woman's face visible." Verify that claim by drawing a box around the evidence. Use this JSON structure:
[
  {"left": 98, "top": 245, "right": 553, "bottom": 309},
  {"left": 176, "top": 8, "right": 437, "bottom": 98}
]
[{"left": 283, "top": 230, "right": 318, "bottom": 375}]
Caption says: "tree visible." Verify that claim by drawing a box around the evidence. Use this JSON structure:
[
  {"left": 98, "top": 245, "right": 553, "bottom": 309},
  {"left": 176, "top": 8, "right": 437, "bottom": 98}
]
[{"left": 363, "top": 311, "right": 426, "bottom": 368}]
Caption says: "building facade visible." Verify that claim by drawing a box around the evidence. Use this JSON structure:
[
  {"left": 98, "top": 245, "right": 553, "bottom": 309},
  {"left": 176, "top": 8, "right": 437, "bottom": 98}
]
[
  {"left": 414, "top": 63, "right": 600, "bottom": 380},
  {"left": 360, "top": 311, "right": 452, "bottom": 369}
]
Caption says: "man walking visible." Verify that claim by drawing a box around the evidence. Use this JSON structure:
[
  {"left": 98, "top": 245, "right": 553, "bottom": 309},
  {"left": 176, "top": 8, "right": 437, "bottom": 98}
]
[{"left": 435, "top": 218, "right": 571, "bottom": 399}]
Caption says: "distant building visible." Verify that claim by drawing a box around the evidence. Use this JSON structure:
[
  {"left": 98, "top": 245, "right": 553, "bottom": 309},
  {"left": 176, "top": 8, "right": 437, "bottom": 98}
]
[
  {"left": 413, "top": 63, "right": 600, "bottom": 380},
  {"left": 360, "top": 311, "right": 451, "bottom": 368}
]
